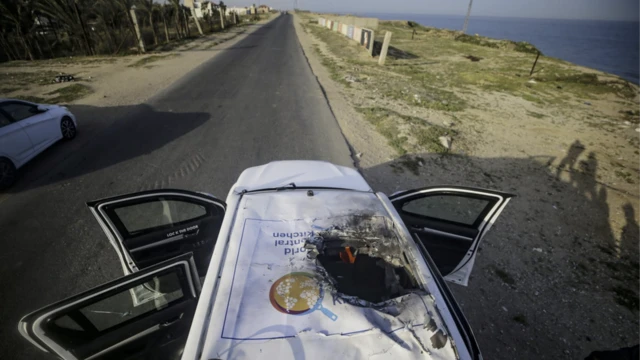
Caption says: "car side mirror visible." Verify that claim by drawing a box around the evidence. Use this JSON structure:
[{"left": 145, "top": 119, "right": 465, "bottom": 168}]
[{"left": 36, "top": 105, "right": 48, "bottom": 112}]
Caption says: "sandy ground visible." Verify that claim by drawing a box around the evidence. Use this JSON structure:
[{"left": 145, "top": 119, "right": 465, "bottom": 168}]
[
  {"left": 293, "top": 13, "right": 639, "bottom": 360},
  {"left": 0, "top": 16, "right": 276, "bottom": 107}
]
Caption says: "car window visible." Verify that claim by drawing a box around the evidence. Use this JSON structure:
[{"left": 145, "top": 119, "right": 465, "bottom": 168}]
[
  {"left": 0, "top": 112, "right": 12, "bottom": 128},
  {"left": 0, "top": 102, "right": 37, "bottom": 121},
  {"left": 113, "top": 199, "right": 207, "bottom": 235},
  {"left": 52, "top": 271, "right": 184, "bottom": 337},
  {"left": 402, "top": 194, "right": 490, "bottom": 226}
]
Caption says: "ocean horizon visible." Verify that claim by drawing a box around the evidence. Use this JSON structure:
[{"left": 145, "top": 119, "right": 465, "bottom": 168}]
[{"left": 344, "top": 12, "right": 640, "bottom": 84}]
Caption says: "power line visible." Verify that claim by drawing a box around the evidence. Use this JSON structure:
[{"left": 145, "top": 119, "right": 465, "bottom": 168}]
[{"left": 462, "top": 0, "right": 473, "bottom": 34}]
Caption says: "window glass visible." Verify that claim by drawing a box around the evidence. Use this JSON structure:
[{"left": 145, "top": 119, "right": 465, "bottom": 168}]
[
  {"left": 402, "top": 195, "right": 490, "bottom": 226},
  {"left": 1, "top": 103, "right": 36, "bottom": 121},
  {"left": 113, "top": 199, "right": 207, "bottom": 234},
  {"left": 0, "top": 112, "right": 12, "bottom": 128},
  {"left": 53, "top": 315, "right": 83, "bottom": 331},
  {"left": 77, "top": 271, "right": 184, "bottom": 332}
]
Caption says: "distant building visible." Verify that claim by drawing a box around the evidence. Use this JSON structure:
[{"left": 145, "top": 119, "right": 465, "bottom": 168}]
[
  {"left": 184, "top": 0, "right": 219, "bottom": 18},
  {"left": 227, "top": 6, "right": 250, "bottom": 15}
]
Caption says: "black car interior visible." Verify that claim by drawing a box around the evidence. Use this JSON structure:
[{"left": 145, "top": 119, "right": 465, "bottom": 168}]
[
  {"left": 392, "top": 193, "right": 497, "bottom": 276},
  {"left": 103, "top": 196, "right": 224, "bottom": 277},
  {"left": 24, "top": 260, "right": 198, "bottom": 360}
]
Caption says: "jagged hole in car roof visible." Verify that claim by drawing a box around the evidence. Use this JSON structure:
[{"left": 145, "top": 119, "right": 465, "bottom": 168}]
[{"left": 304, "top": 213, "right": 422, "bottom": 305}]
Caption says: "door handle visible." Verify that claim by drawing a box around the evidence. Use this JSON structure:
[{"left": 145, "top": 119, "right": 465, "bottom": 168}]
[
  {"left": 183, "top": 228, "right": 199, "bottom": 238},
  {"left": 160, "top": 315, "right": 182, "bottom": 327}
]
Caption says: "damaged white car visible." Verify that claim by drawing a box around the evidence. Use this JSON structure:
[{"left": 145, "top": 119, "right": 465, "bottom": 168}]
[{"left": 19, "top": 161, "right": 513, "bottom": 360}]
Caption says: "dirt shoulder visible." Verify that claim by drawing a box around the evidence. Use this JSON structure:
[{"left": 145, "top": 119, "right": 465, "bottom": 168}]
[
  {"left": 0, "top": 15, "right": 277, "bottom": 107},
  {"left": 293, "top": 12, "right": 639, "bottom": 360}
]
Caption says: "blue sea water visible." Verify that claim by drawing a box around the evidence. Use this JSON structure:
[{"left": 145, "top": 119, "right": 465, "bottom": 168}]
[{"left": 352, "top": 13, "right": 639, "bottom": 84}]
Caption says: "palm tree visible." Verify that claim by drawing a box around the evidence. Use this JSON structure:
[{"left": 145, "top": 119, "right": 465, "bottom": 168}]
[
  {"left": 169, "top": 0, "right": 182, "bottom": 38},
  {"left": 155, "top": 2, "right": 170, "bottom": 42},
  {"left": 0, "top": 0, "right": 31, "bottom": 60},
  {"left": 219, "top": 0, "right": 226, "bottom": 28},
  {"left": 137, "top": 0, "right": 158, "bottom": 45}
]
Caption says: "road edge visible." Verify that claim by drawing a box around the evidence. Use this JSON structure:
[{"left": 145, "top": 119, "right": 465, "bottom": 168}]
[{"left": 291, "top": 13, "right": 364, "bottom": 170}]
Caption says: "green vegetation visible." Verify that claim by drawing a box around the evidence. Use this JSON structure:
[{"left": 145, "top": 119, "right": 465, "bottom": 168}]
[
  {"left": 356, "top": 107, "right": 408, "bottom": 154},
  {"left": 127, "top": 54, "right": 179, "bottom": 68},
  {"left": 0, "top": 57, "right": 119, "bottom": 68},
  {"left": 455, "top": 33, "right": 541, "bottom": 54},
  {"left": 0, "top": 71, "right": 59, "bottom": 87},
  {"left": 526, "top": 110, "right": 547, "bottom": 118},
  {"left": 311, "top": 45, "right": 352, "bottom": 87},
  {"left": 455, "top": 34, "right": 499, "bottom": 49},
  {"left": 0, "top": 0, "right": 235, "bottom": 61},
  {"left": 614, "top": 170, "right": 635, "bottom": 184},
  {"left": 12, "top": 95, "right": 46, "bottom": 103},
  {"left": 356, "top": 107, "right": 453, "bottom": 155},
  {"left": 45, "top": 84, "right": 93, "bottom": 103}
]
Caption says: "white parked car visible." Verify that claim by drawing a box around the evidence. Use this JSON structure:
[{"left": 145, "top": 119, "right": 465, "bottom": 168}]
[
  {"left": 0, "top": 99, "right": 77, "bottom": 188},
  {"left": 19, "top": 161, "right": 513, "bottom": 360}
]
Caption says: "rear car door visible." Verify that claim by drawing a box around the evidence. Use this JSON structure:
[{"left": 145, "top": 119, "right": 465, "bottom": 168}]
[
  {"left": 87, "top": 190, "right": 226, "bottom": 278},
  {"left": 0, "top": 101, "right": 58, "bottom": 151},
  {"left": 19, "top": 253, "right": 201, "bottom": 360},
  {"left": 0, "top": 108, "right": 34, "bottom": 165},
  {"left": 390, "top": 186, "right": 513, "bottom": 285}
]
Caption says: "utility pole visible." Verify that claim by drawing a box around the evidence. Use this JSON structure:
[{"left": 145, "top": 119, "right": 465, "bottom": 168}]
[
  {"left": 462, "top": 0, "right": 473, "bottom": 34},
  {"left": 130, "top": 5, "right": 146, "bottom": 53}
]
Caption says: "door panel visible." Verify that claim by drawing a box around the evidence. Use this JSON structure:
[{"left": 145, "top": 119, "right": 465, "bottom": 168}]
[
  {"left": 390, "top": 186, "right": 513, "bottom": 285},
  {"left": 0, "top": 110, "right": 34, "bottom": 165},
  {"left": 19, "top": 111, "right": 60, "bottom": 150},
  {"left": 1, "top": 101, "right": 56, "bottom": 150},
  {"left": 88, "top": 190, "right": 226, "bottom": 277},
  {"left": 19, "top": 254, "right": 201, "bottom": 360}
]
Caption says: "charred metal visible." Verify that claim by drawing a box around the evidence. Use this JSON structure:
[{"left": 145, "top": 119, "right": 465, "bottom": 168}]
[{"left": 304, "top": 214, "right": 422, "bottom": 305}]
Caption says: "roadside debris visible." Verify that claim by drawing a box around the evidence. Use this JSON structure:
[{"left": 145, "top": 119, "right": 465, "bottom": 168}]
[
  {"left": 54, "top": 74, "right": 75, "bottom": 83},
  {"left": 464, "top": 55, "right": 482, "bottom": 62},
  {"left": 344, "top": 74, "right": 359, "bottom": 83},
  {"left": 438, "top": 136, "right": 452, "bottom": 150}
]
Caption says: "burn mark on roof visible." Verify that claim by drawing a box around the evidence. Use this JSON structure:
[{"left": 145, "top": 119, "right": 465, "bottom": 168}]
[{"left": 304, "top": 214, "right": 421, "bottom": 305}]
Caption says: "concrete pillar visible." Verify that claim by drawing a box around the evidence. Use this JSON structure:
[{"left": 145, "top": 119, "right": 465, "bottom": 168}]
[
  {"left": 378, "top": 31, "right": 392, "bottom": 65},
  {"left": 191, "top": 8, "right": 204, "bottom": 35},
  {"left": 368, "top": 30, "right": 375, "bottom": 56},
  {"left": 130, "top": 6, "right": 145, "bottom": 53},
  {"left": 219, "top": 9, "right": 225, "bottom": 29}
]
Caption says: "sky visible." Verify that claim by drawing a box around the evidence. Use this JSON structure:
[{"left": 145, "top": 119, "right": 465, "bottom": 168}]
[{"left": 224, "top": 0, "right": 640, "bottom": 21}]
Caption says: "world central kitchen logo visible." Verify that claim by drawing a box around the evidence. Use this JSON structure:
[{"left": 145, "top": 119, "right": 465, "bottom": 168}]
[
  {"left": 268, "top": 273, "right": 338, "bottom": 321},
  {"left": 272, "top": 231, "right": 315, "bottom": 255}
]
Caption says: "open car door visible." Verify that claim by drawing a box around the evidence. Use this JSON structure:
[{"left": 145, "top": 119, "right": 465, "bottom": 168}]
[
  {"left": 19, "top": 253, "right": 201, "bottom": 360},
  {"left": 87, "top": 190, "right": 225, "bottom": 278},
  {"left": 390, "top": 186, "right": 513, "bottom": 286}
]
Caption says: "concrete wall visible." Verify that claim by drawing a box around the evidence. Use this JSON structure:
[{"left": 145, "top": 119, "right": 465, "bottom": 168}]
[
  {"left": 322, "top": 15, "right": 378, "bottom": 30},
  {"left": 318, "top": 17, "right": 375, "bottom": 56}
]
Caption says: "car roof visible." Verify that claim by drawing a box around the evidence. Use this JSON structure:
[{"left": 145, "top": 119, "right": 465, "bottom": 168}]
[
  {"left": 232, "top": 161, "right": 371, "bottom": 192},
  {"left": 186, "top": 187, "right": 461, "bottom": 360}
]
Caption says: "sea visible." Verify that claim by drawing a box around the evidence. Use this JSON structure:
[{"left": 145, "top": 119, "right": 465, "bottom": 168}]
[{"left": 351, "top": 13, "right": 639, "bottom": 84}]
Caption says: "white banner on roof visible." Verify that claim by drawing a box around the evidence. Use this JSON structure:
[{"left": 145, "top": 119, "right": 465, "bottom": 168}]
[{"left": 219, "top": 218, "right": 430, "bottom": 340}]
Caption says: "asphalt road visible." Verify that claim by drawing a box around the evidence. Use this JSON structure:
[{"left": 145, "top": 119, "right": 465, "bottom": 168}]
[{"left": 0, "top": 14, "right": 353, "bottom": 359}]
